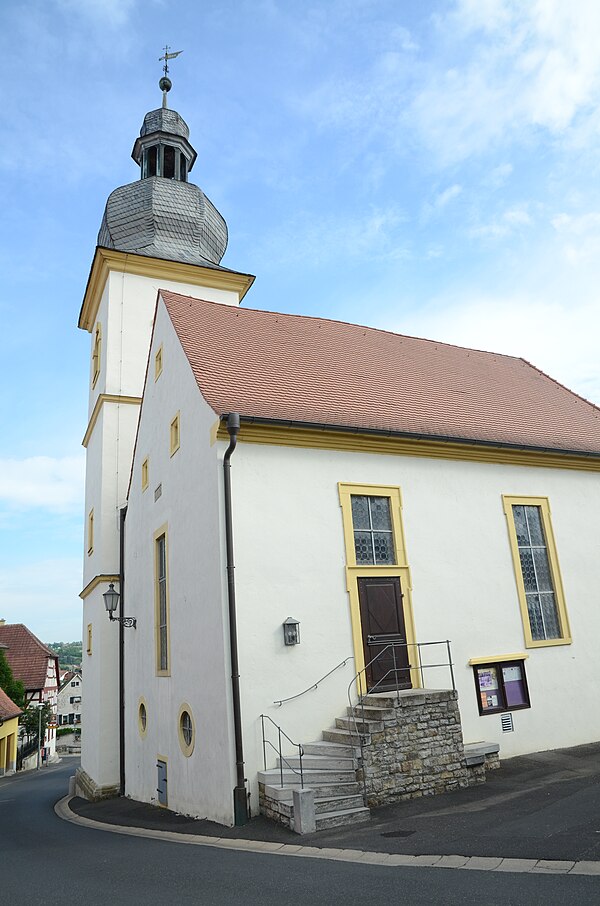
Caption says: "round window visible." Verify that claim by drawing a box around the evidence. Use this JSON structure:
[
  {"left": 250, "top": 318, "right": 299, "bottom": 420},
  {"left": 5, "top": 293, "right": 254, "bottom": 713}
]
[
  {"left": 178, "top": 705, "right": 195, "bottom": 756},
  {"left": 138, "top": 701, "right": 147, "bottom": 737},
  {"left": 181, "top": 711, "right": 193, "bottom": 746}
]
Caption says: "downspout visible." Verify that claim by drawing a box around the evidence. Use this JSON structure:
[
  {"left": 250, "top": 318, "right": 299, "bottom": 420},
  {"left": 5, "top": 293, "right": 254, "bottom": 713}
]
[
  {"left": 223, "top": 412, "right": 248, "bottom": 826},
  {"left": 119, "top": 504, "right": 127, "bottom": 797}
]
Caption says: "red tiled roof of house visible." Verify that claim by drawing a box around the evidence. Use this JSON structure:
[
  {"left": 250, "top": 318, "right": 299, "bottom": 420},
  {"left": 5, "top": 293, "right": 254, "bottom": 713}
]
[
  {"left": 0, "top": 624, "right": 59, "bottom": 693},
  {"left": 0, "top": 686, "right": 22, "bottom": 721},
  {"left": 160, "top": 291, "right": 600, "bottom": 456}
]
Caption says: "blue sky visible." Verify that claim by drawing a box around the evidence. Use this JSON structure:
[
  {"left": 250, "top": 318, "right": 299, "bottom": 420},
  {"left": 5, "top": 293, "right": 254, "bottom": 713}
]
[{"left": 1, "top": 0, "right": 600, "bottom": 642}]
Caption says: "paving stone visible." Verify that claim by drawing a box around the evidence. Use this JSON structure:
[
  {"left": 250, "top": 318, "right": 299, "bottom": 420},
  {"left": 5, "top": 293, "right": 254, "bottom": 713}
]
[
  {"left": 385, "top": 854, "right": 420, "bottom": 866},
  {"left": 357, "top": 851, "right": 392, "bottom": 865},
  {"left": 494, "top": 858, "right": 538, "bottom": 873},
  {"left": 436, "top": 855, "right": 470, "bottom": 868},
  {"left": 462, "top": 857, "right": 503, "bottom": 871},
  {"left": 532, "top": 859, "right": 576, "bottom": 873},
  {"left": 569, "top": 861, "right": 600, "bottom": 875}
]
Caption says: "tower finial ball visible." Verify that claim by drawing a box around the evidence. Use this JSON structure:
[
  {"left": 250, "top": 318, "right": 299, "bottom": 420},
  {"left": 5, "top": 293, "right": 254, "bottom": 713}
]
[{"left": 159, "top": 76, "right": 172, "bottom": 93}]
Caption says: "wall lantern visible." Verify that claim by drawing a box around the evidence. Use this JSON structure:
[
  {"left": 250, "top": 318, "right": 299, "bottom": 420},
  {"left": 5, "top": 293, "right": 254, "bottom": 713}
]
[
  {"left": 103, "top": 582, "right": 137, "bottom": 629},
  {"left": 283, "top": 617, "right": 300, "bottom": 646}
]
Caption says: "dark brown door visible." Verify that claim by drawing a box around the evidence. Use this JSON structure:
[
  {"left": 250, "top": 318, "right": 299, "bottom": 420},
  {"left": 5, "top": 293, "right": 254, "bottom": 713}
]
[{"left": 358, "top": 576, "right": 412, "bottom": 692}]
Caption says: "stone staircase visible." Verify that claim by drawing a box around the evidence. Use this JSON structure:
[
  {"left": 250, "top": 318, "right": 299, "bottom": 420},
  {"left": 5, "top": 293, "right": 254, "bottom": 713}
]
[
  {"left": 259, "top": 688, "right": 499, "bottom": 832},
  {"left": 258, "top": 737, "right": 370, "bottom": 832}
]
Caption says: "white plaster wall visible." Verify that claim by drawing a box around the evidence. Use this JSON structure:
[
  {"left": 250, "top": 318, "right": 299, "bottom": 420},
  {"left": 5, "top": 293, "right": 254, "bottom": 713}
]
[
  {"left": 230, "top": 441, "right": 600, "bottom": 804},
  {"left": 81, "top": 262, "right": 242, "bottom": 795},
  {"left": 123, "top": 299, "right": 236, "bottom": 825}
]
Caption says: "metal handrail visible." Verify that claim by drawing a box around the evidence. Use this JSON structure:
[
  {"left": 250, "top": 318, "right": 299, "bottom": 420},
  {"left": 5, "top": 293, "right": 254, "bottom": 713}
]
[
  {"left": 347, "top": 640, "right": 455, "bottom": 804},
  {"left": 273, "top": 656, "right": 355, "bottom": 706},
  {"left": 260, "top": 714, "right": 305, "bottom": 788}
]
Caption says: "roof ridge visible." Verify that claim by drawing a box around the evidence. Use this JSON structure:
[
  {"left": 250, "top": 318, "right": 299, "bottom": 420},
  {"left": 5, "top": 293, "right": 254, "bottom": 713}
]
[
  {"left": 158, "top": 289, "right": 524, "bottom": 364},
  {"left": 518, "top": 357, "right": 600, "bottom": 417}
]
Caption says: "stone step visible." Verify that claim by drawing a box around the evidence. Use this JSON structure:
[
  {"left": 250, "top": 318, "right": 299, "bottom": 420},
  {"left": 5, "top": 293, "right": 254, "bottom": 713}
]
[
  {"left": 336, "top": 716, "right": 383, "bottom": 734},
  {"left": 277, "top": 754, "right": 356, "bottom": 771},
  {"left": 347, "top": 705, "right": 396, "bottom": 721},
  {"left": 263, "top": 780, "right": 362, "bottom": 801},
  {"left": 258, "top": 768, "right": 357, "bottom": 786},
  {"left": 315, "top": 806, "right": 371, "bottom": 832},
  {"left": 360, "top": 692, "right": 403, "bottom": 708},
  {"left": 314, "top": 793, "right": 365, "bottom": 815},
  {"left": 302, "top": 741, "right": 359, "bottom": 759},
  {"left": 322, "top": 727, "right": 371, "bottom": 746}
]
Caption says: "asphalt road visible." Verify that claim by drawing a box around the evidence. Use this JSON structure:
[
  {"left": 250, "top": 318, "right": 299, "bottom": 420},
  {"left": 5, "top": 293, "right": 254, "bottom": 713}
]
[{"left": 1, "top": 759, "right": 599, "bottom": 906}]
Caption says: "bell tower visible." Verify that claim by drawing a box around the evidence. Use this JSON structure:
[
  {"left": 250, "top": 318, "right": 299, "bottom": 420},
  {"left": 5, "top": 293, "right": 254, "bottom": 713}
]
[{"left": 76, "top": 63, "right": 253, "bottom": 799}]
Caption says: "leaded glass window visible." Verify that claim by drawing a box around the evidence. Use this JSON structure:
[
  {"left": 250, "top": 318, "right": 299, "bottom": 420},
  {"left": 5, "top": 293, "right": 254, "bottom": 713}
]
[
  {"left": 512, "top": 505, "right": 560, "bottom": 641},
  {"left": 351, "top": 495, "right": 395, "bottom": 565},
  {"left": 157, "top": 534, "right": 168, "bottom": 671}
]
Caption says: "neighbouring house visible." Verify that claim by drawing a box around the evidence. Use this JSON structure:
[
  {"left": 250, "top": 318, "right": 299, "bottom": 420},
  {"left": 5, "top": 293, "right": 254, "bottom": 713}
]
[
  {"left": 0, "top": 622, "right": 60, "bottom": 763},
  {"left": 76, "top": 81, "right": 600, "bottom": 831},
  {"left": 0, "top": 687, "right": 22, "bottom": 776},
  {"left": 57, "top": 670, "right": 83, "bottom": 727}
]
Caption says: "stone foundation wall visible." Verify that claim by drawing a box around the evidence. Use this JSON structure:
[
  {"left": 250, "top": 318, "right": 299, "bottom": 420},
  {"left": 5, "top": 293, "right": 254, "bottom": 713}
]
[
  {"left": 258, "top": 783, "right": 293, "bottom": 829},
  {"left": 360, "top": 690, "right": 469, "bottom": 807},
  {"left": 466, "top": 750, "right": 501, "bottom": 785},
  {"left": 74, "top": 766, "right": 119, "bottom": 801}
]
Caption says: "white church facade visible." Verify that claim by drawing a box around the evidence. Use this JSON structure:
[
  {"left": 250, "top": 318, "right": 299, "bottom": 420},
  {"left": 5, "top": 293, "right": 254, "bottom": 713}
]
[{"left": 76, "top": 79, "right": 600, "bottom": 830}]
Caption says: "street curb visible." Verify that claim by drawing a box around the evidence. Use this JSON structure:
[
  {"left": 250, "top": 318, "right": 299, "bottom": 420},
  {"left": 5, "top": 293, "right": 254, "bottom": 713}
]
[{"left": 54, "top": 797, "right": 600, "bottom": 876}]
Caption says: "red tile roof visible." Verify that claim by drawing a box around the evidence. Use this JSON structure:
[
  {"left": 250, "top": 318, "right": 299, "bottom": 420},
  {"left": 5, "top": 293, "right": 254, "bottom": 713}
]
[
  {"left": 0, "top": 686, "right": 22, "bottom": 721},
  {"left": 160, "top": 291, "right": 600, "bottom": 456},
  {"left": 0, "top": 624, "right": 59, "bottom": 693}
]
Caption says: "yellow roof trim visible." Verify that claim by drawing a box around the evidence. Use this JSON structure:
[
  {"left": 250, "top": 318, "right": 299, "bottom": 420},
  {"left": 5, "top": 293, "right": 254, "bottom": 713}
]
[
  {"left": 80, "top": 574, "right": 119, "bottom": 600},
  {"left": 78, "top": 247, "right": 255, "bottom": 332},
  {"left": 215, "top": 421, "right": 600, "bottom": 472},
  {"left": 82, "top": 394, "right": 142, "bottom": 448}
]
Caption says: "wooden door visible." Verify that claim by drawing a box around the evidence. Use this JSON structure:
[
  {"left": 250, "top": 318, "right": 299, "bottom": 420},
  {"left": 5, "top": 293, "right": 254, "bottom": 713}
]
[{"left": 358, "top": 576, "right": 412, "bottom": 692}]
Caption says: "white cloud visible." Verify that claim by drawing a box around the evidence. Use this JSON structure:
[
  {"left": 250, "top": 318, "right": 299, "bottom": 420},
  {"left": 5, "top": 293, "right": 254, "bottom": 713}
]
[
  {"left": 0, "top": 557, "right": 82, "bottom": 643},
  {"left": 397, "top": 293, "right": 600, "bottom": 406},
  {"left": 0, "top": 456, "right": 85, "bottom": 512},
  {"left": 55, "top": 0, "right": 138, "bottom": 27},
  {"left": 435, "top": 184, "right": 462, "bottom": 208},
  {"left": 469, "top": 205, "right": 532, "bottom": 240},
  {"left": 256, "top": 205, "right": 409, "bottom": 267}
]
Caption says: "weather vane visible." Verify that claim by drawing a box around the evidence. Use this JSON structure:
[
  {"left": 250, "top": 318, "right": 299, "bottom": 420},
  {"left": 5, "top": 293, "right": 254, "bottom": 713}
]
[{"left": 158, "top": 45, "right": 183, "bottom": 107}]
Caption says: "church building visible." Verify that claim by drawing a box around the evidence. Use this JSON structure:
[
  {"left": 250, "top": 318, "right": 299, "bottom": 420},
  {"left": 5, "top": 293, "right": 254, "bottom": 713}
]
[{"left": 76, "top": 74, "right": 600, "bottom": 832}]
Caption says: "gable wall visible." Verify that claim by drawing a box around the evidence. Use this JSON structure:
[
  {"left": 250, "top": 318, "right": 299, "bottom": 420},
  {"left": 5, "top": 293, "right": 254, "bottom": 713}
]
[
  {"left": 229, "top": 440, "right": 600, "bottom": 807},
  {"left": 123, "top": 300, "right": 235, "bottom": 824}
]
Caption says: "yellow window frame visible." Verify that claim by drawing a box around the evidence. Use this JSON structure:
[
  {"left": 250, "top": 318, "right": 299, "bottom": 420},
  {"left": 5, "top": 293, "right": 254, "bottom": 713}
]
[
  {"left": 92, "top": 322, "right": 102, "bottom": 388},
  {"left": 155, "top": 345, "right": 163, "bottom": 381},
  {"left": 338, "top": 483, "right": 418, "bottom": 692},
  {"left": 170, "top": 412, "right": 180, "bottom": 456},
  {"left": 502, "top": 495, "right": 571, "bottom": 648},
  {"left": 154, "top": 524, "right": 171, "bottom": 676}
]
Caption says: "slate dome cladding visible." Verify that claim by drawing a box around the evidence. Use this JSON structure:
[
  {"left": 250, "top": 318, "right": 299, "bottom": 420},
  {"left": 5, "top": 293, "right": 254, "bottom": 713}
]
[
  {"left": 140, "top": 107, "right": 190, "bottom": 139},
  {"left": 97, "top": 177, "right": 228, "bottom": 266}
]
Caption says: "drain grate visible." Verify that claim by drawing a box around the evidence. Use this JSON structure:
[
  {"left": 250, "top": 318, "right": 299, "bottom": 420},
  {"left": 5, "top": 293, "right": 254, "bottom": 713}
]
[{"left": 381, "top": 830, "right": 415, "bottom": 838}]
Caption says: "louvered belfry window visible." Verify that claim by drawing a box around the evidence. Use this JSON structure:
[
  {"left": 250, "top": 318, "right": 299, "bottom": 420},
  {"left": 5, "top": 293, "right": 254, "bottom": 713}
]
[
  {"left": 157, "top": 534, "right": 168, "bottom": 671},
  {"left": 512, "top": 505, "right": 560, "bottom": 640},
  {"left": 351, "top": 495, "right": 396, "bottom": 565}
]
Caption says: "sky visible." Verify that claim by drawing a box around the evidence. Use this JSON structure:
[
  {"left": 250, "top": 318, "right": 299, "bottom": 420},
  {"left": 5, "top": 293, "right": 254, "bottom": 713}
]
[{"left": 1, "top": 0, "right": 600, "bottom": 643}]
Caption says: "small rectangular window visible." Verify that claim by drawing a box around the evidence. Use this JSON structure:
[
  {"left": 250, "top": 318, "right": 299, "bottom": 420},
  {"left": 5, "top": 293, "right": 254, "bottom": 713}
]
[
  {"left": 141, "top": 458, "right": 149, "bottom": 491},
  {"left": 155, "top": 346, "right": 163, "bottom": 380},
  {"left": 87, "top": 510, "right": 94, "bottom": 555},
  {"left": 170, "top": 413, "right": 180, "bottom": 456},
  {"left": 350, "top": 495, "right": 395, "bottom": 565},
  {"left": 473, "top": 660, "right": 530, "bottom": 715},
  {"left": 86, "top": 624, "right": 92, "bottom": 655}
]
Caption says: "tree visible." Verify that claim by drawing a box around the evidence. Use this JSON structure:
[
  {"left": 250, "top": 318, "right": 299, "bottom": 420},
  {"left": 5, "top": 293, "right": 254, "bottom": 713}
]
[
  {"left": 0, "top": 648, "right": 25, "bottom": 709},
  {"left": 20, "top": 703, "right": 51, "bottom": 742}
]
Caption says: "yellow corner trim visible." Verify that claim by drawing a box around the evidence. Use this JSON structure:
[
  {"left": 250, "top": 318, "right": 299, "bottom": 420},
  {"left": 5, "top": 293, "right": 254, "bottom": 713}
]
[
  {"left": 79, "top": 574, "right": 119, "bottom": 600},
  {"left": 82, "top": 394, "right": 142, "bottom": 447},
  {"left": 215, "top": 422, "right": 600, "bottom": 473},
  {"left": 78, "top": 247, "right": 255, "bottom": 332},
  {"left": 469, "top": 653, "right": 529, "bottom": 666}
]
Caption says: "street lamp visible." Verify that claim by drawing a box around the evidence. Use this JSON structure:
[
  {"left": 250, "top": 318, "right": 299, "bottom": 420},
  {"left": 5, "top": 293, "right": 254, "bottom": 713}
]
[{"left": 103, "top": 583, "right": 136, "bottom": 628}]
